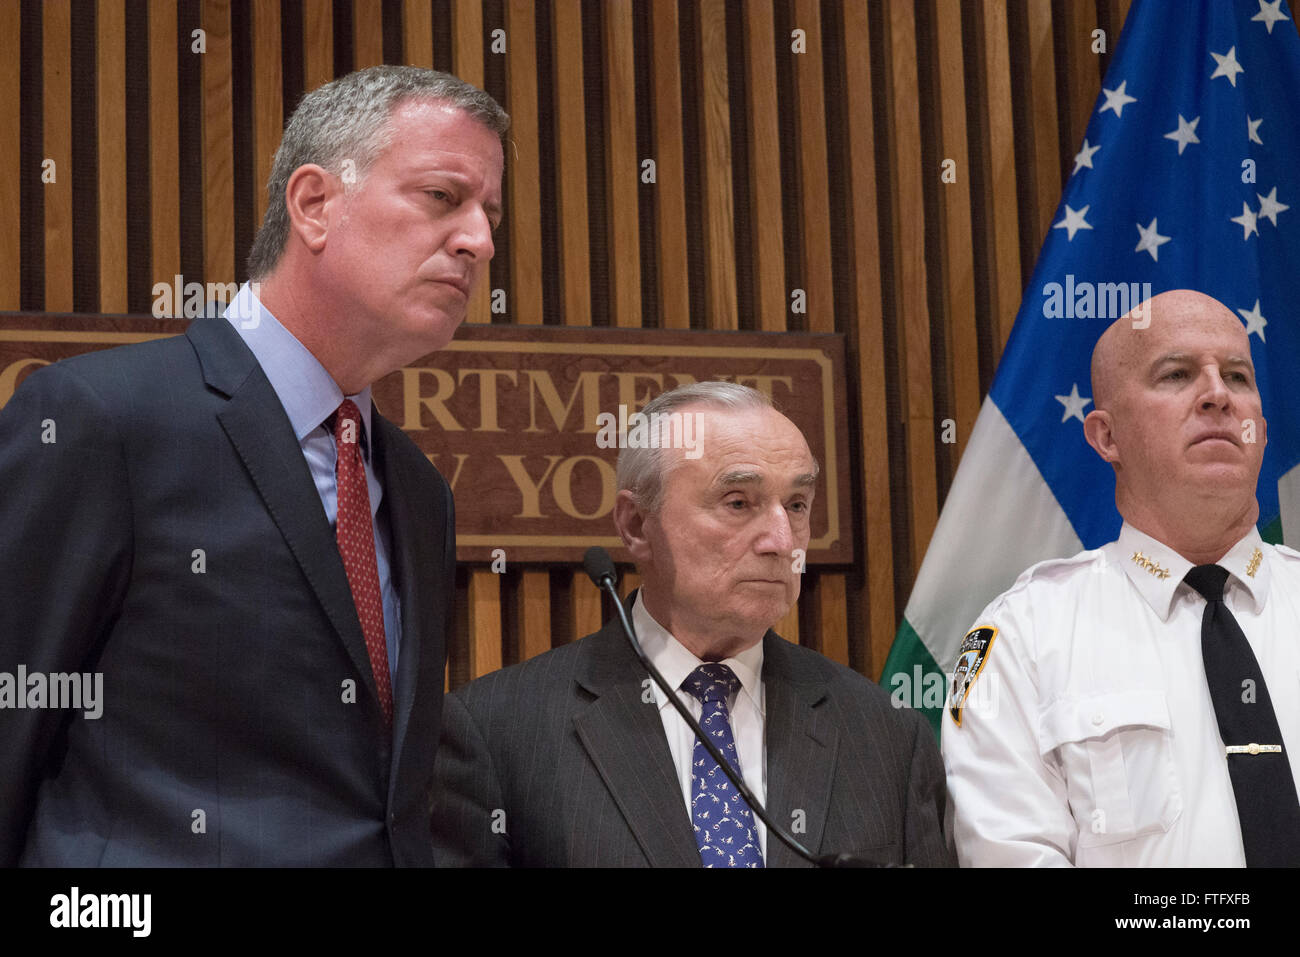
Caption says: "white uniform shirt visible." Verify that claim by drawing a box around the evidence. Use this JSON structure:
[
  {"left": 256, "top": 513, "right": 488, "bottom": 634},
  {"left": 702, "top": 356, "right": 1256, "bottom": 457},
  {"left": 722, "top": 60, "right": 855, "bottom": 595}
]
[
  {"left": 632, "top": 592, "right": 768, "bottom": 858},
  {"left": 942, "top": 523, "right": 1300, "bottom": 866}
]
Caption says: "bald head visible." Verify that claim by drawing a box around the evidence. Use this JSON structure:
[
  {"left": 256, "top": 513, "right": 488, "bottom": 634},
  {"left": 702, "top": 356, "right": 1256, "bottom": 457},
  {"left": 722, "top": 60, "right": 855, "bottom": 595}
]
[
  {"left": 1090, "top": 289, "right": 1249, "bottom": 413},
  {"left": 1082, "top": 288, "right": 1266, "bottom": 563}
]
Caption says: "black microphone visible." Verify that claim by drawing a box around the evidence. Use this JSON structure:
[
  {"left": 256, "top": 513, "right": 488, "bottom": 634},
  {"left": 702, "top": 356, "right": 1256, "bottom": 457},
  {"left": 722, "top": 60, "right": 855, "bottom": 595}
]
[{"left": 582, "top": 546, "right": 886, "bottom": 867}]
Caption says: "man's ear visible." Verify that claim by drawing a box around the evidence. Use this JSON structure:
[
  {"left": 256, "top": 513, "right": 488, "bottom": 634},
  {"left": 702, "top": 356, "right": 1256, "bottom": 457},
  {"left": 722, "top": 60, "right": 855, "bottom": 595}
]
[
  {"left": 1083, "top": 408, "right": 1119, "bottom": 464},
  {"left": 613, "top": 490, "right": 652, "bottom": 565},
  {"left": 283, "top": 164, "right": 339, "bottom": 254}
]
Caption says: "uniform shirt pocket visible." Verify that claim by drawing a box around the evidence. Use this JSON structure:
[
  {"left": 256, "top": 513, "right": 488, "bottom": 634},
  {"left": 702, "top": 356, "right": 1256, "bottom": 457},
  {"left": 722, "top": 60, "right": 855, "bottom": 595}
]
[{"left": 1038, "top": 690, "right": 1183, "bottom": 848}]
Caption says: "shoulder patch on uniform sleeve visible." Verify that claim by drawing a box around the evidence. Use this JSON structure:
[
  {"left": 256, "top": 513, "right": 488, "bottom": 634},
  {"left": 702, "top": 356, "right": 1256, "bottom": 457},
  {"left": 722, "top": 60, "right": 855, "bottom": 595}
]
[{"left": 948, "top": 626, "right": 997, "bottom": 728}]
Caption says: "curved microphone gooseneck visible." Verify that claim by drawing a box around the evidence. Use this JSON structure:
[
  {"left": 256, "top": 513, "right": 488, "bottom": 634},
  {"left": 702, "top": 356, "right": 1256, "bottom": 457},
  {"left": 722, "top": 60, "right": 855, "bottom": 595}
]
[{"left": 583, "top": 546, "right": 882, "bottom": 868}]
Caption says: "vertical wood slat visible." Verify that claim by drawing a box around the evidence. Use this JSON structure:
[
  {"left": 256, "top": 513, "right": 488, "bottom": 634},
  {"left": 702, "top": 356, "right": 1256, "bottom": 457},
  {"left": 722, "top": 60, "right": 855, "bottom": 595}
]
[
  {"left": 1057, "top": 0, "right": 1101, "bottom": 182},
  {"left": 791, "top": 0, "right": 832, "bottom": 335},
  {"left": 519, "top": 569, "right": 551, "bottom": 662},
  {"left": 0, "top": 0, "right": 18, "bottom": 308},
  {"left": 696, "top": 0, "right": 737, "bottom": 331},
  {"left": 43, "top": 0, "right": 73, "bottom": 312},
  {"left": 303, "top": 0, "right": 334, "bottom": 92},
  {"left": 775, "top": 603, "right": 799, "bottom": 644},
  {"left": 353, "top": 0, "right": 385, "bottom": 68},
  {"left": 742, "top": 0, "right": 785, "bottom": 333},
  {"left": 148, "top": 0, "right": 181, "bottom": 299},
  {"left": 978, "top": 0, "right": 1022, "bottom": 358},
  {"left": 505, "top": 0, "right": 542, "bottom": 326},
  {"left": 403, "top": 0, "right": 434, "bottom": 66},
  {"left": 468, "top": 569, "right": 502, "bottom": 677},
  {"left": 603, "top": 0, "right": 641, "bottom": 328},
  {"left": 252, "top": 0, "right": 283, "bottom": 231},
  {"left": 551, "top": 0, "right": 590, "bottom": 326},
  {"left": 843, "top": 0, "right": 895, "bottom": 677},
  {"left": 619, "top": 570, "right": 641, "bottom": 601},
  {"left": 817, "top": 574, "right": 848, "bottom": 667},
  {"left": 572, "top": 576, "right": 604, "bottom": 641},
  {"left": 1024, "top": 1, "right": 1061, "bottom": 247},
  {"left": 96, "top": 0, "right": 127, "bottom": 313},
  {"left": 932, "top": 0, "right": 979, "bottom": 460},
  {"left": 452, "top": 0, "right": 490, "bottom": 326},
  {"left": 649, "top": 0, "right": 689, "bottom": 329},
  {"left": 885, "top": 0, "right": 938, "bottom": 579},
  {"left": 201, "top": 0, "right": 234, "bottom": 283}
]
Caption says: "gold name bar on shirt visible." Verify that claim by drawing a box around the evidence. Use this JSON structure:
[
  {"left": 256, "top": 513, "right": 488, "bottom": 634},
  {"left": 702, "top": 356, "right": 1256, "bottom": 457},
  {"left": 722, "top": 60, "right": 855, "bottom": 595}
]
[{"left": 1225, "top": 743, "right": 1282, "bottom": 755}]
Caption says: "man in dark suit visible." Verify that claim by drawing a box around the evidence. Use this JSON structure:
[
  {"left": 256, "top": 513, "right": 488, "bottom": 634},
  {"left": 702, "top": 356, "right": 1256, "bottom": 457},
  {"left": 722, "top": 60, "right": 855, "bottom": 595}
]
[
  {"left": 0, "top": 66, "right": 506, "bottom": 865},
  {"left": 431, "top": 383, "right": 953, "bottom": 867}
]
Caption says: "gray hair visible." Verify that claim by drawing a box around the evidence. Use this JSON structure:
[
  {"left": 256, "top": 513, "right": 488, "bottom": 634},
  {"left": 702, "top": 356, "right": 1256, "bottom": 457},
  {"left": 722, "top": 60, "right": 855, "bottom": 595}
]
[
  {"left": 247, "top": 65, "right": 510, "bottom": 280},
  {"left": 616, "top": 381, "right": 777, "bottom": 513}
]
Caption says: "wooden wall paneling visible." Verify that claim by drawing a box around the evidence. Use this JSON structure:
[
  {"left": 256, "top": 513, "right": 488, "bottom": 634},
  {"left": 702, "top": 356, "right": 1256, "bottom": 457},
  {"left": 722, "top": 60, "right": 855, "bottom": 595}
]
[
  {"left": 695, "top": 0, "right": 737, "bottom": 330},
  {"left": 43, "top": 0, "right": 73, "bottom": 312},
  {"left": 618, "top": 570, "right": 641, "bottom": 601},
  {"left": 791, "top": 0, "right": 831, "bottom": 335},
  {"left": 649, "top": 0, "right": 690, "bottom": 329},
  {"left": 976, "top": 0, "right": 1022, "bottom": 358},
  {"left": 572, "top": 574, "right": 604, "bottom": 641},
  {"left": 252, "top": 0, "right": 283, "bottom": 231},
  {"left": 742, "top": 0, "right": 785, "bottom": 333},
  {"left": 96, "top": 0, "right": 127, "bottom": 313},
  {"left": 519, "top": 569, "right": 551, "bottom": 661},
  {"left": 842, "top": 0, "right": 895, "bottom": 677},
  {"left": 603, "top": 0, "right": 641, "bottom": 328},
  {"left": 885, "top": 0, "right": 938, "bottom": 580},
  {"left": 505, "top": 0, "right": 542, "bottom": 326},
  {"left": 403, "top": 0, "right": 434, "bottom": 66},
  {"left": 791, "top": 0, "right": 839, "bottom": 655},
  {"left": 468, "top": 569, "right": 503, "bottom": 677},
  {"left": 1023, "top": 0, "right": 1061, "bottom": 248},
  {"left": 0, "top": 0, "right": 17, "bottom": 308},
  {"left": 551, "top": 0, "right": 591, "bottom": 327},
  {"left": 148, "top": 0, "right": 181, "bottom": 297},
  {"left": 303, "top": 0, "right": 334, "bottom": 92},
  {"left": 1057, "top": 0, "right": 1102, "bottom": 184},
  {"left": 932, "top": 0, "right": 979, "bottom": 461},
  {"left": 353, "top": 0, "right": 385, "bottom": 68},
  {"left": 201, "top": 0, "right": 234, "bottom": 284},
  {"left": 453, "top": 0, "right": 490, "bottom": 326},
  {"left": 816, "top": 573, "right": 848, "bottom": 666}
]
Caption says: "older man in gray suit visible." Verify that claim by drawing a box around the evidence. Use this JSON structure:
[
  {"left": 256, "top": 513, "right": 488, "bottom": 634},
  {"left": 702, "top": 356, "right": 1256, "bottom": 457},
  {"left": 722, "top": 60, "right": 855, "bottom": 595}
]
[{"left": 430, "top": 382, "right": 952, "bottom": 867}]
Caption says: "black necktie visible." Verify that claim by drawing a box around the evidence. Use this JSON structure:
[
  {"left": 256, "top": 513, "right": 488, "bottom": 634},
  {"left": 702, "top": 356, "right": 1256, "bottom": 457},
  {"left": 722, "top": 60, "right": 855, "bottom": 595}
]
[{"left": 1184, "top": 564, "right": 1300, "bottom": 866}]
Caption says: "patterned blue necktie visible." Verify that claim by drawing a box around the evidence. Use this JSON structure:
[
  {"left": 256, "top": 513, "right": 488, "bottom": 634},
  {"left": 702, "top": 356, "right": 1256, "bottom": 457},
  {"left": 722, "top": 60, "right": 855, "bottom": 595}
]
[{"left": 683, "top": 663, "right": 764, "bottom": 868}]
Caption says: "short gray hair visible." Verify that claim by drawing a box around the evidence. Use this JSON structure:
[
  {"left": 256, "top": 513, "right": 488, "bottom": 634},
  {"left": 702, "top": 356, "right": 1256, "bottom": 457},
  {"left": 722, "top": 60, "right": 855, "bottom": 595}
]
[
  {"left": 247, "top": 65, "right": 509, "bottom": 280},
  {"left": 616, "top": 381, "right": 776, "bottom": 513}
]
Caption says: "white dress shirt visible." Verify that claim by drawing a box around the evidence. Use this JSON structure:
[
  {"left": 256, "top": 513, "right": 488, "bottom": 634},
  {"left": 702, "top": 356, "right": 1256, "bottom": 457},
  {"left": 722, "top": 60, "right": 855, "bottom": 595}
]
[
  {"left": 942, "top": 522, "right": 1300, "bottom": 866},
  {"left": 632, "top": 591, "right": 769, "bottom": 858}
]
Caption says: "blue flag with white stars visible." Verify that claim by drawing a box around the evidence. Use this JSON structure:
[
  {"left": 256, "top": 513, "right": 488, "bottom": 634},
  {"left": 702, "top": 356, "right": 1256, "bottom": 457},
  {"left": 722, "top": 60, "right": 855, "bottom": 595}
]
[
  {"left": 996, "top": 0, "right": 1299, "bottom": 546},
  {"left": 888, "top": 0, "right": 1300, "bottom": 737}
]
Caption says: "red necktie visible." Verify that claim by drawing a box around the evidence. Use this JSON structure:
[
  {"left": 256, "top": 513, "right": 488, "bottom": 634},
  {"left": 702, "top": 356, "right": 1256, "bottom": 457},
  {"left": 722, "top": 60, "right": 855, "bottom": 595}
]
[{"left": 331, "top": 399, "right": 393, "bottom": 728}]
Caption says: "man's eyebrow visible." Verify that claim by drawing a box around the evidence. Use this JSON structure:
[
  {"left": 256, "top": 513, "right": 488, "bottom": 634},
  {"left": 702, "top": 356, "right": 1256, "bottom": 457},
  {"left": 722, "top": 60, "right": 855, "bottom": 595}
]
[
  {"left": 712, "top": 470, "right": 819, "bottom": 490},
  {"left": 715, "top": 470, "right": 762, "bottom": 488}
]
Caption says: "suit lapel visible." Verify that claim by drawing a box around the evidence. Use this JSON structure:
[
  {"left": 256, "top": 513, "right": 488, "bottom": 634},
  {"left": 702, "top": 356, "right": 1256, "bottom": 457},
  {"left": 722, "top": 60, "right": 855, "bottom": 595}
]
[
  {"left": 185, "top": 319, "right": 384, "bottom": 722},
  {"left": 762, "top": 632, "right": 838, "bottom": 868},
  {"left": 371, "top": 412, "right": 449, "bottom": 794},
  {"left": 572, "top": 618, "right": 699, "bottom": 867}
]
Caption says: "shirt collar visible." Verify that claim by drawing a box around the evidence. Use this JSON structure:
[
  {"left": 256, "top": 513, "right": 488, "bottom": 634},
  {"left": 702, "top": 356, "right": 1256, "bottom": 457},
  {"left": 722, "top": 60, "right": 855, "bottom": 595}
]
[
  {"left": 223, "top": 282, "right": 373, "bottom": 449},
  {"left": 631, "top": 590, "right": 764, "bottom": 716},
  {"left": 1113, "top": 521, "right": 1268, "bottom": 620}
]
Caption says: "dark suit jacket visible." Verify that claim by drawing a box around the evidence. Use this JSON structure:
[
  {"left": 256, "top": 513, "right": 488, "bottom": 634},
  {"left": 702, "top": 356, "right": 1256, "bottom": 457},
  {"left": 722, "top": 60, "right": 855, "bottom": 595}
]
[
  {"left": 430, "top": 608, "right": 953, "bottom": 866},
  {"left": 0, "top": 317, "right": 454, "bottom": 866}
]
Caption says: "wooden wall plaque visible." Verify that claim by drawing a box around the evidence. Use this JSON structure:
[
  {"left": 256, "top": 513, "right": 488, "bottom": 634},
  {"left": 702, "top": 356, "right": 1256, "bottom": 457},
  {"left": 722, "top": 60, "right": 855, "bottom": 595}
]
[{"left": 1, "top": 315, "right": 853, "bottom": 564}]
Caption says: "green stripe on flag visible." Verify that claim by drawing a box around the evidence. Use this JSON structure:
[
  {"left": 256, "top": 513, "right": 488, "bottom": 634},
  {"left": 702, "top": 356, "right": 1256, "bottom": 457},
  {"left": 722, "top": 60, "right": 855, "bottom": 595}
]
[
  {"left": 1260, "top": 515, "right": 1282, "bottom": 546},
  {"left": 882, "top": 617, "right": 945, "bottom": 740}
]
